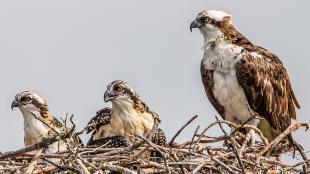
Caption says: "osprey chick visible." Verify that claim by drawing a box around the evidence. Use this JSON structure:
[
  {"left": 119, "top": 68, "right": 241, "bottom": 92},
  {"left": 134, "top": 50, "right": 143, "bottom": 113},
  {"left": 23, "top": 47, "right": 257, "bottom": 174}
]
[
  {"left": 86, "top": 80, "right": 166, "bottom": 148},
  {"left": 11, "top": 91, "right": 83, "bottom": 153},
  {"left": 190, "top": 10, "right": 300, "bottom": 146}
]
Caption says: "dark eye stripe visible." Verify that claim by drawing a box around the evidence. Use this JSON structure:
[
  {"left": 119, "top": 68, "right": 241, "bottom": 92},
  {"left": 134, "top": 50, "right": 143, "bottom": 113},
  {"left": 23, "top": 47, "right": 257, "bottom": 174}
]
[{"left": 21, "top": 96, "right": 31, "bottom": 102}]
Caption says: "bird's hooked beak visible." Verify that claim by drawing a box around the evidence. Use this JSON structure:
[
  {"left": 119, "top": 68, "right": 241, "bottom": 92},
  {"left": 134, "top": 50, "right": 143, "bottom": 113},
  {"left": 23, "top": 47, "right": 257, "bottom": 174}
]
[
  {"left": 104, "top": 91, "right": 117, "bottom": 102},
  {"left": 190, "top": 19, "right": 202, "bottom": 32},
  {"left": 11, "top": 100, "right": 21, "bottom": 110}
]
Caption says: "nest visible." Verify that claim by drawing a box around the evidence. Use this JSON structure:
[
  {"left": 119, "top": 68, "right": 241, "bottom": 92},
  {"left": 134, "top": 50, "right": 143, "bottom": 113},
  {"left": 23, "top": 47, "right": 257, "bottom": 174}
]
[{"left": 0, "top": 115, "right": 309, "bottom": 174}]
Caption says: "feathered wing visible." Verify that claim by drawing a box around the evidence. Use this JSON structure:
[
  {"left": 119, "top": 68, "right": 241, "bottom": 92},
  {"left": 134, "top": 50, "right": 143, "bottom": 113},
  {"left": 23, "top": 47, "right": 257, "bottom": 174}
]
[
  {"left": 85, "top": 107, "right": 112, "bottom": 134},
  {"left": 152, "top": 127, "right": 166, "bottom": 146},
  {"left": 235, "top": 46, "right": 300, "bottom": 134},
  {"left": 200, "top": 62, "right": 225, "bottom": 118},
  {"left": 147, "top": 111, "right": 166, "bottom": 158},
  {"left": 48, "top": 115, "right": 84, "bottom": 147},
  {"left": 86, "top": 107, "right": 130, "bottom": 147},
  {"left": 148, "top": 111, "right": 166, "bottom": 146}
]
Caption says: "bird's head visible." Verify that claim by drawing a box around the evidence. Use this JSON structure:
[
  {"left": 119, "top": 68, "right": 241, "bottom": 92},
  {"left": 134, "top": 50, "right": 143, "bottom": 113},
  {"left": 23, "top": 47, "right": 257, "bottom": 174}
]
[
  {"left": 104, "top": 80, "right": 149, "bottom": 112},
  {"left": 11, "top": 91, "right": 49, "bottom": 116},
  {"left": 190, "top": 10, "right": 233, "bottom": 39},
  {"left": 104, "top": 80, "right": 139, "bottom": 105}
]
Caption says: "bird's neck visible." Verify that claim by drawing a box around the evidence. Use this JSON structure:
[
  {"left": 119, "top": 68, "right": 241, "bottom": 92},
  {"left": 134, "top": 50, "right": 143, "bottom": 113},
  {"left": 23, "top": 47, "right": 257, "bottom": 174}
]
[
  {"left": 110, "top": 100, "right": 154, "bottom": 137},
  {"left": 20, "top": 107, "right": 45, "bottom": 122},
  {"left": 111, "top": 100, "right": 136, "bottom": 116},
  {"left": 20, "top": 109, "right": 50, "bottom": 144},
  {"left": 202, "top": 28, "right": 225, "bottom": 44}
]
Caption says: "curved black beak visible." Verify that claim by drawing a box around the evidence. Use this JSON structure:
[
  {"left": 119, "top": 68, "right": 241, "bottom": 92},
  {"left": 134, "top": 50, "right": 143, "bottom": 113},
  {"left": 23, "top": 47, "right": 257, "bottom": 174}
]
[
  {"left": 190, "top": 19, "right": 202, "bottom": 32},
  {"left": 104, "top": 91, "right": 116, "bottom": 102},
  {"left": 11, "top": 100, "right": 21, "bottom": 110}
]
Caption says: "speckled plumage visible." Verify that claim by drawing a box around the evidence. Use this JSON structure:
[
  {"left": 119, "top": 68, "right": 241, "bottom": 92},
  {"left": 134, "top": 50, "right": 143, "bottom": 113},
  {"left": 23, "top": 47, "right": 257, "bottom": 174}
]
[
  {"left": 88, "top": 135, "right": 130, "bottom": 148},
  {"left": 86, "top": 81, "right": 166, "bottom": 150}
]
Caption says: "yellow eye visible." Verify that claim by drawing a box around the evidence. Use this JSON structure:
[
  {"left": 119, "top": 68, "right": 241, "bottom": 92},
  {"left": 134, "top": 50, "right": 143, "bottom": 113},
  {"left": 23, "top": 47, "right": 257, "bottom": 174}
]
[
  {"left": 116, "top": 86, "right": 124, "bottom": 92},
  {"left": 205, "top": 17, "right": 210, "bottom": 22}
]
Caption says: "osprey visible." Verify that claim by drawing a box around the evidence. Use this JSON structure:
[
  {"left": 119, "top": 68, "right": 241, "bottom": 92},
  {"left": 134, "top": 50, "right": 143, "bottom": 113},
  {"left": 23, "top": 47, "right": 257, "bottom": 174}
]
[
  {"left": 11, "top": 91, "right": 83, "bottom": 153},
  {"left": 190, "top": 10, "right": 300, "bottom": 145},
  {"left": 86, "top": 80, "right": 166, "bottom": 148}
]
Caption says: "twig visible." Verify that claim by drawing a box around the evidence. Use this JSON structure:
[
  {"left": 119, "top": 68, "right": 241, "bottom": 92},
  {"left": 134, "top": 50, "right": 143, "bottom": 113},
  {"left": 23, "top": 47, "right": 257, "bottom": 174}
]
[
  {"left": 215, "top": 116, "right": 246, "bottom": 174},
  {"left": 42, "top": 157, "right": 82, "bottom": 174},
  {"left": 191, "top": 162, "right": 205, "bottom": 174},
  {"left": 25, "top": 148, "right": 44, "bottom": 174},
  {"left": 0, "top": 129, "right": 73, "bottom": 160},
  {"left": 211, "top": 157, "right": 237, "bottom": 174},
  {"left": 169, "top": 115, "right": 198, "bottom": 146},
  {"left": 99, "top": 163, "right": 137, "bottom": 174},
  {"left": 189, "top": 125, "right": 200, "bottom": 151},
  {"left": 76, "top": 159, "right": 91, "bottom": 174},
  {"left": 260, "top": 122, "right": 309, "bottom": 156},
  {"left": 193, "top": 119, "right": 238, "bottom": 150}
]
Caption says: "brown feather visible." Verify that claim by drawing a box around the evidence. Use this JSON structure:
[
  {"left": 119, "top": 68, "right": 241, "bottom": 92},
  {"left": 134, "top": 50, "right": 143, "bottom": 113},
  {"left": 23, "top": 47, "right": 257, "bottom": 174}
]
[
  {"left": 235, "top": 50, "right": 299, "bottom": 132},
  {"left": 200, "top": 63, "right": 225, "bottom": 118}
]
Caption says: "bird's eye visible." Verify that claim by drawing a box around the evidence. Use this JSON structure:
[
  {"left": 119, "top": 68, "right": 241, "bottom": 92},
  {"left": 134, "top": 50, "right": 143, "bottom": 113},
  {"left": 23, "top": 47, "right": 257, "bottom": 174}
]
[
  {"left": 21, "top": 96, "right": 31, "bottom": 102},
  {"left": 204, "top": 17, "right": 210, "bottom": 22},
  {"left": 115, "top": 86, "right": 124, "bottom": 92}
]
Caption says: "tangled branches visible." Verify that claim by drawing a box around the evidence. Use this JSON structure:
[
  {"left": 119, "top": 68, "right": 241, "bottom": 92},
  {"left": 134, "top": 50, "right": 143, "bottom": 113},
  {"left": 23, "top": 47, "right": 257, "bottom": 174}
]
[{"left": 0, "top": 115, "right": 309, "bottom": 174}]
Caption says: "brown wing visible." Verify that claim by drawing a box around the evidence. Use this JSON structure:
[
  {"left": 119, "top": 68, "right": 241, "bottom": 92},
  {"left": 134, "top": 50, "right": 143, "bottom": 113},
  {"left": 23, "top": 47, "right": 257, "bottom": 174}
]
[
  {"left": 150, "top": 127, "right": 167, "bottom": 158},
  {"left": 235, "top": 48, "right": 300, "bottom": 132},
  {"left": 85, "top": 107, "right": 112, "bottom": 134},
  {"left": 148, "top": 111, "right": 166, "bottom": 146},
  {"left": 86, "top": 107, "right": 113, "bottom": 146},
  {"left": 201, "top": 60, "right": 225, "bottom": 118},
  {"left": 152, "top": 128, "right": 166, "bottom": 147}
]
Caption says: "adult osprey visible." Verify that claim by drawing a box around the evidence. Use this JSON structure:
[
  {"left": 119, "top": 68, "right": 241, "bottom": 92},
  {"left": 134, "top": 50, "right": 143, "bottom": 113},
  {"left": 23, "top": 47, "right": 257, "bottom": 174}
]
[
  {"left": 86, "top": 80, "right": 166, "bottom": 149},
  {"left": 11, "top": 91, "right": 83, "bottom": 153},
  {"left": 190, "top": 10, "right": 300, "bottom": 145}
]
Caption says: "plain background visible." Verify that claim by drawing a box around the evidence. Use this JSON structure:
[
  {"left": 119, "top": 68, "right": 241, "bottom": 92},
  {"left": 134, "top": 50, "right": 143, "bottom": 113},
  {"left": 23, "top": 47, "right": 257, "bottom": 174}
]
[{"left": 0, "top": 0, "right": 309, "bottom": 163}]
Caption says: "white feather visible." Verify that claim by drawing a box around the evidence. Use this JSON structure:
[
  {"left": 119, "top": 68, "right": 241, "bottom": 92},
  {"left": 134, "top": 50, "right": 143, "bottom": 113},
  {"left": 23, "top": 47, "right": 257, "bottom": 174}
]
[{"left": 206, "top": 10, "right": 231, "bottom": 22}]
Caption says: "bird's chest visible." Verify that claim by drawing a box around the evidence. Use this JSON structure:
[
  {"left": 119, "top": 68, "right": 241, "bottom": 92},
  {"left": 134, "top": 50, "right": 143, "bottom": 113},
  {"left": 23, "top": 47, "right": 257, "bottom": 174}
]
[
  {"left": 202, "top": 41, "right": 241, "bottom": 73},
  {"left": 212, "top": 71, "right": 251, "bottom": 123},
  {"left": 202, "top": 42, "right": 251, "bottom": 123},
  {"left": 98, "top": 110, "right": 154, "bottom": 139},
  {"left": 23, "top": 112, "right": 50, "bottom": 145}
]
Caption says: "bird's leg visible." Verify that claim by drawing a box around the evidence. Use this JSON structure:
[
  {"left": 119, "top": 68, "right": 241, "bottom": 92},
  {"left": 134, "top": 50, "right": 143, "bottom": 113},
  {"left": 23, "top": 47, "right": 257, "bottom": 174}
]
[{"left": 241, "top": 118, "right": 260, "bottom": 149}]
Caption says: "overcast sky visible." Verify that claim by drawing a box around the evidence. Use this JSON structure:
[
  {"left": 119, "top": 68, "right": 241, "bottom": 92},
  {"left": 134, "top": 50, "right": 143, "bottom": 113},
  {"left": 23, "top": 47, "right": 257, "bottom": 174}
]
[{"left": 0, "top": 0, "right": 309, "bottom": 162}]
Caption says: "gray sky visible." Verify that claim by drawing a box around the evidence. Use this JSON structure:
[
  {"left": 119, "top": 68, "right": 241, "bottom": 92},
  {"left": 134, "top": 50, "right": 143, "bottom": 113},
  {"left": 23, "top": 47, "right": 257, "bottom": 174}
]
[{"left": 0, "top": 0, "right": 309, "bottom": 161}]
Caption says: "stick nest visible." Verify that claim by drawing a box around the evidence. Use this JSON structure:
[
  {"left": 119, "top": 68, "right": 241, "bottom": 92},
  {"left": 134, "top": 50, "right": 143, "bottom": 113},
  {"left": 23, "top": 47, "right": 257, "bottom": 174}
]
[{"left": 0, "top": 115, "right": 309, "bottom": 174}]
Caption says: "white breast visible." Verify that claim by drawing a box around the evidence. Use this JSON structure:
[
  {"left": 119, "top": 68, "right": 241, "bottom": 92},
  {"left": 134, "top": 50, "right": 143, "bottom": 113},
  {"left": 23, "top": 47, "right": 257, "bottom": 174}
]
[
  {"left": 22, "top": 111, "right": 50, "bottom": 142},
  {"left": 94, "top": 102, "right": 155, "bottom": 141},
  {"left": 22, "top": 111, "right": 69, "bottom": 153},
  {"left": 202, "top": 41, "right": 252, "bottom": 123}
]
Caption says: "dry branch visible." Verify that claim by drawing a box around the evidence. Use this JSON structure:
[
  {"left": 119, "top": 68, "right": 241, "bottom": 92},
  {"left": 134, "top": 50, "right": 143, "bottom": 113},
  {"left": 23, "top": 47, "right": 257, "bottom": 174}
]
[{"left": 0, "top": 116, "right": 308, "bottom": 174}]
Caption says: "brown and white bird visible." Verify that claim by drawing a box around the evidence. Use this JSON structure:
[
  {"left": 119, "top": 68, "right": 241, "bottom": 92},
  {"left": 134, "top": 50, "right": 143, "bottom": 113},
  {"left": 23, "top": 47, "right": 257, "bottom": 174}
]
[
  {"left": 190, "top": 10, "right": 300, "bottom": 146},
  {"left": 11, "top": 91, "right": 83, "bottom": 153},
  {"left": 86, "top": 80, "right": 166, "bottom": 148}
]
